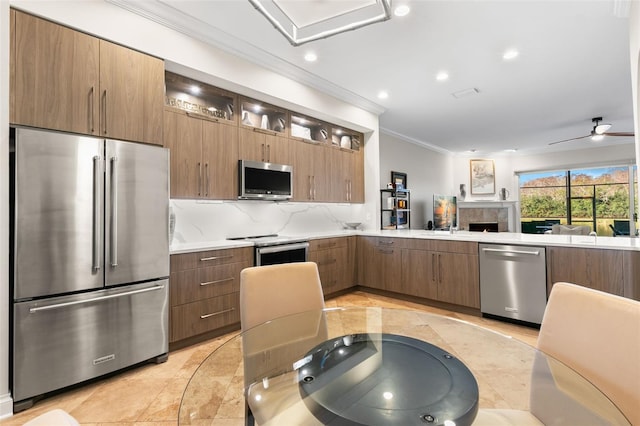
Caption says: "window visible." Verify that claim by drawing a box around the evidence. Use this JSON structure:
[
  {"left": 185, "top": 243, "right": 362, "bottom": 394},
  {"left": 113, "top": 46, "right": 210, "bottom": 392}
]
[{"left": 519, "top": 165, "right": 638, "bottom": 236}]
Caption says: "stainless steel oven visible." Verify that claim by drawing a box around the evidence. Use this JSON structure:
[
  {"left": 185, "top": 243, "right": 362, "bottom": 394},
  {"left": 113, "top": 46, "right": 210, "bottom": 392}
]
[{"left": 228, "top": 235, "right": 309, "bottom": 266}]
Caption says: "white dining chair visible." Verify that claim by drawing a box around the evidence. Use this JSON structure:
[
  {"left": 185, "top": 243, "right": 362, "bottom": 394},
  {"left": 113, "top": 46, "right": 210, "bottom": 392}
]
[
  {"left": 475, "top": 282, "right": 640, "bottom": 425},
  {"left": 23, "top": 409, "right": 79, "bottom": 426}
]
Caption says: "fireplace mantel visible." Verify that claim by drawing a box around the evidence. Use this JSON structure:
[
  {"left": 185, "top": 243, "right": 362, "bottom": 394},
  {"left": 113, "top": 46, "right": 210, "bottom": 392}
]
[{"left": 458, "top": 201, "right": 517, "bottom": 232}]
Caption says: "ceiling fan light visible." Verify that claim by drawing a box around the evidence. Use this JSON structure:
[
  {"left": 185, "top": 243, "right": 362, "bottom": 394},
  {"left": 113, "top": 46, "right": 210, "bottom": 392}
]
[
  {"left": 591, "top": 134, "right": 605, "bottom": 142},
  {"left": 594, "top": 123, "right": 612, "bottom": 134}
]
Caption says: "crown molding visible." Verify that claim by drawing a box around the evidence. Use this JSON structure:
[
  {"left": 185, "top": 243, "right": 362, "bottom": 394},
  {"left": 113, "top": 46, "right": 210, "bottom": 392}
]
[
  {"left": 379, "top": 127, "right": 453, "bottom": 155},
  {"left": 106, "top": 0, "right": 385, "bottom": 116}
]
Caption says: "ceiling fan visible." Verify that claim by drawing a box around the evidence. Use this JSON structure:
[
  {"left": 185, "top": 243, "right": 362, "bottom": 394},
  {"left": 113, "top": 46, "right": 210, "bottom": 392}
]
[{"left": 548, "top": 117, "right": 634, "bottom": 145}]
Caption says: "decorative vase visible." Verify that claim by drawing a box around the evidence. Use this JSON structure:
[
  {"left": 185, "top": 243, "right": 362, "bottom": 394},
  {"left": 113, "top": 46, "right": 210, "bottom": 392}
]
[{"left": 459, "top": 184, "right": 466, "bottom": 200}]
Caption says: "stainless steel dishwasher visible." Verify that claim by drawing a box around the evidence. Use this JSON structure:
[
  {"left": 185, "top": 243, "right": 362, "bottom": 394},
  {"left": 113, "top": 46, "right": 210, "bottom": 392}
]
[{"left": 479, "top": 243, "right": 547, "bottom": 325}]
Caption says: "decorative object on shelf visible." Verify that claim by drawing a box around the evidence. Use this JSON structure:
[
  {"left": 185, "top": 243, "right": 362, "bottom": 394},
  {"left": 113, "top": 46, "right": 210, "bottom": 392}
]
[
  {"left": 273, "top": 117, "right": 286, "bottom": 132},
  {"left": 320, "top": 129, "right": 328, "bottom": 140},
  {"left": 292, "top": 122, "right": 312, "bottom": 139},
  {"left": 391, "top": 171, "right": 407, "bottom": 190},
  {"left": 261, "top": 114, "right": 270, "bottom": 130},
  {"left": 340, "top": 135, "right": 352, "bottom": 149},
  {"left": 499, "top": 187, "right": 510, "bottom": 200},
  {"left": 459, "top": 184, "right": 466, "bottom": 200},
  {"left": 241, "top": 110, "right": 253, "bottom": 126},
  {"left": 433, "top": 194, "right": 457, "bottom": 230},
  {"left": 470, "top": 159, "right": 495, "bottom": 195}
]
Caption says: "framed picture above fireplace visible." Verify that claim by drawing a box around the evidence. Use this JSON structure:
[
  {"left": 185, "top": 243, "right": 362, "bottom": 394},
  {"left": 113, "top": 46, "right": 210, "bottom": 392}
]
[{"left": 470, "top": 159, "right": 495, "bottom": 195}]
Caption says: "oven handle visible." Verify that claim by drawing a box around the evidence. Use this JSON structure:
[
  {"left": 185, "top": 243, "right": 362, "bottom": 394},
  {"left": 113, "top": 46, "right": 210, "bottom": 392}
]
[{"left": 256, "top": 241, "right": 309, "bottom": 255}]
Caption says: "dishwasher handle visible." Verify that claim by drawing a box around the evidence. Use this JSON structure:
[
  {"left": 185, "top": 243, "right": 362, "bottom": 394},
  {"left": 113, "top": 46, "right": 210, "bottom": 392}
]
[{"left": 482, "top": 248, "right": 540, "bottom": 256}]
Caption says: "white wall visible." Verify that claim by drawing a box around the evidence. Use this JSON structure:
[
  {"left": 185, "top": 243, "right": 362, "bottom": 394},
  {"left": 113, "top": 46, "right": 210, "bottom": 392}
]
[{"left": 379, "top": 132, "right": 452, "bottom": 229}]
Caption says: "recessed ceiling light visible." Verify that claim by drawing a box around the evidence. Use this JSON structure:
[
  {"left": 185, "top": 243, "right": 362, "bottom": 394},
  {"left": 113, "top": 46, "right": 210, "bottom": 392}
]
[
  {"left": 504, "top": 148, "right": 517, "bottom": 153},
  {"left": 394, "top": 5, "right": 410, "bottom": 17},
  {"left": 436, "top": 72, "right": 449, "bottom": 81},
  {"left": 304, "top": 52, "right": 317, "bottom": 62},
  {"left": 503, "top": 49, "right": 519, "bottom": 60},
  {"left": 378, "top": 91, "right": 389, "bottom": 99},
  {"left": 189, "top": 85, "right": 201, "bottom": 94}
]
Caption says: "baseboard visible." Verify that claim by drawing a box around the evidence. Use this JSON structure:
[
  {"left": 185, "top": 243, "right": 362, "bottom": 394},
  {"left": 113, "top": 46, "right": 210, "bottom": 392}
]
[{"left": 0, "top": 392, "right": 14, "bottom": 420}]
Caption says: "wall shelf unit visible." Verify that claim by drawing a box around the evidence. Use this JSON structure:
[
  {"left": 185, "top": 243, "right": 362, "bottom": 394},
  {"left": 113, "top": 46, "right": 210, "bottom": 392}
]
[{"left": 380, "top": 189, "right": 411, "bottom": 230}]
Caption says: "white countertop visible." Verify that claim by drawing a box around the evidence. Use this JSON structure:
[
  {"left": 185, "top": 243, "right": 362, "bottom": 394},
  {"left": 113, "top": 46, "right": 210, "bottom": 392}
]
[{"left": 170, "top": 229, "right": 640, "bottom": 254}]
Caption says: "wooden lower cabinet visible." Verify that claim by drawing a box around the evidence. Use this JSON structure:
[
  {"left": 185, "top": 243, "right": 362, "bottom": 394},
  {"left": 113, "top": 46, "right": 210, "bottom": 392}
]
[
  {"left": 400, "top": 240, "right": 479, "bottom": 309},
  {"left": 546, "top": 247, "right": 625, "bottom": 296},
  {"left": 308, "top": 236, "right": 355, "bottom": 295},
  {"left": 169, "top": 247, "right": 252, "bottom": 344},
  {"left": 358, "top": 237, "right": 405, "bottom": 292}
]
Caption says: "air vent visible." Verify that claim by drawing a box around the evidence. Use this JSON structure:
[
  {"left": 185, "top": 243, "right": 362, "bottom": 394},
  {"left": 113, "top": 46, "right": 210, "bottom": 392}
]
[{"left": 451, "top": 88, "right": 480, "bottom": 98}]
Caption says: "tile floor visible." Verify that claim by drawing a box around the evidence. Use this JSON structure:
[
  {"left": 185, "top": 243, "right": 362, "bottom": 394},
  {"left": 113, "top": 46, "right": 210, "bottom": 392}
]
[{"left": 1, "top": 291, "right": 539, "bottom": 425}]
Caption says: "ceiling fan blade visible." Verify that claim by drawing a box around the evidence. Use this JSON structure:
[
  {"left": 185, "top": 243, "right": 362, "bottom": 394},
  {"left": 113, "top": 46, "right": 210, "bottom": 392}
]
[
  {"left": 603, "top": 132, "right": 634, "bottom": 137},
  {"left": 548, "top": 134, "right": 590, "bottom": 145}
]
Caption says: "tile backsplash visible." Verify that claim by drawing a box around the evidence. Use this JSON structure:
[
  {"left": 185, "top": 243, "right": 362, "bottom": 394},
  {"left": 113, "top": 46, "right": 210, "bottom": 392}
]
[{"left": 171, "top": 199, "right": 367, "bottom": 243}]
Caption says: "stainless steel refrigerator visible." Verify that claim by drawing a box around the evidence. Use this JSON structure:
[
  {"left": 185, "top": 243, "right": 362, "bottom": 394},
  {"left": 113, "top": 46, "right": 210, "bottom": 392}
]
[{"left": 10, "top": 127, "right": 170, "bottom": 411}]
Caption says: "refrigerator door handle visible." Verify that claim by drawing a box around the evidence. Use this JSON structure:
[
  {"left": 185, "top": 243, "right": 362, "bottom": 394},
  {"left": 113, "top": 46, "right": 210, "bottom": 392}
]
[
  {"left": 110, "top": 156, "right": 118, "bottom": 267},
  {"left": 28, "top": 284, "right": 166, "bottom": 313},
  {"left": 93, "top": 155, "right": 102, "bottom": 271}
]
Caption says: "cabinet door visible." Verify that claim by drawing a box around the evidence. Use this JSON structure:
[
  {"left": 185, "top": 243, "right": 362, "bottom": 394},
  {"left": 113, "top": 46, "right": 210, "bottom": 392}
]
[
  {"left": 329, "top": 148, "right": 352, "bottom": 202},
  {"left": 401, "top": 249, "right": 438, "bottom": 299},
  {"left": 239, "top": 127, "right": 268, "bottom": 162},
  {"left": 437, "top": 252, "right": 480, "bottom": 308},
  {"left": 361, "top": 241, "right": 401, "bottom": 291},
  {"left": 100, "top": 40, "right": 164, "bottom": 145},
  {"left": 293, "top": 141, "right": 317, "bottom": 201},
  {"left": 202, "top": 120, "right": 239, "bottom": 200},
  {"left": 163, "top": 110, "right": 202, "bottom": 198},
  {"left": 265, "top": 133, "right": 292, "bottom": 165},
  {"left": 547, "top": 247, "right": 624, "bottom": 296},
  {"left": 12, "top": 11, "right": 99, "bottom": 134},
  {"left": 351, "top": 149, "right": 365, "bottom": 203}
]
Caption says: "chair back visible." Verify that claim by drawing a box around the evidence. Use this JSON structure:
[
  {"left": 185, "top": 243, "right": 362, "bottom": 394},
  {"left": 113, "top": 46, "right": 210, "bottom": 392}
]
[
  {"left": 550, "top": 224, "right": 591, "bottom": 235},
  {"left": 240, "top": 261, "right": 325, "bottom": 331},
  {"left": 537, "top": 282, "right": 640, "bottom": 425}
]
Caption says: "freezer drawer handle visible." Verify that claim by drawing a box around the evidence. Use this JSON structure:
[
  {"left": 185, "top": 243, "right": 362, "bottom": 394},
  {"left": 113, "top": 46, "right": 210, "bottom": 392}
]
[
  {"left": 200, "top": 255, "right": 234, "bottom": 262},
  {"left": 28, "top": 285, "right": 166, "bottom": 313},
  {"left": 482, "top": 248, "right": 540, "bottom": 256},
  {"left": 200, "top": 277, "right": 234, "bottom": 286},
  {"left": 200, "top": 307, "right": 235, "bottom": 319}
]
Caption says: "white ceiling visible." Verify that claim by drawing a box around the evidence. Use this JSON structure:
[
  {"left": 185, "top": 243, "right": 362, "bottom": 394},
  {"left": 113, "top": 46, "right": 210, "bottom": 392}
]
[{"left": 112, "top": 0, "right": 636, "bottom": 155}]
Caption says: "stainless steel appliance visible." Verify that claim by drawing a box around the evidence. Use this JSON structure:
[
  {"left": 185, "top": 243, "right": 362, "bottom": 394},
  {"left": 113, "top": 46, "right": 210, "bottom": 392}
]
[
  {"left": 238, "top": 160, "right": 293, "bottom": 201},
  {"left": 228, "top": 234, "right": 308, "bottom": 265},
  {"left": 10, "top": 127, "right": 170, "bottom": 411},
  {"left": 479, "top": 243, "right": 547, "bottom": 325}
]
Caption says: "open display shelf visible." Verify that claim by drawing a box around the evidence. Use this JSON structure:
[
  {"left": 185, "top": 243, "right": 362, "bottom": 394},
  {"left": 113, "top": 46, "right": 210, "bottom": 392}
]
[{"left": 380, "top": 189, "right": 410, "bottom": 230}]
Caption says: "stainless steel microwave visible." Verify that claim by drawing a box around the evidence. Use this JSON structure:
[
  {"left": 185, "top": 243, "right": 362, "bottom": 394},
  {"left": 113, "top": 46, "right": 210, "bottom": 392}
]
[{"left": 238, "top": 160, "right": 293, "bottom": 201}]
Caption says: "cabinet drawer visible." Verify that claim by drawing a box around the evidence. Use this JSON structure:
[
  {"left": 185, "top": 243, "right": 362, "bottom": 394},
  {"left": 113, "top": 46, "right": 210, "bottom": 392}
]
[
  {"left": 170, "top": 262, "right": 250, "bottom": 306},
  {"left": 404, "top": 238, "right": 477, "bottom": 254},
  {"left": 309, "top": 246, "right": 348, "bottom": 268},
  {"left": 309, "top": 237, "right": 347, "bottom": 251},
  {"left": 170, "top": 293, "right": 240, "bottom": 342},
  {"left": 170, "top": 247, "right": 253, "bottom": 272}
]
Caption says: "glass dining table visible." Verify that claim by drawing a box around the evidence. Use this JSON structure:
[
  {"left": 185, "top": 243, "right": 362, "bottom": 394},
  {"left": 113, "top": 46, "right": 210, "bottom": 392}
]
[{"left": 178, "top": 307, "right": 629, "bottom": 425}]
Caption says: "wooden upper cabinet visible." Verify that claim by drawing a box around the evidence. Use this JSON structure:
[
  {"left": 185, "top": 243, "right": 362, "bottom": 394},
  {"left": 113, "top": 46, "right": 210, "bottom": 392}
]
[
  {"left": 99, "top": 40, "right": 164, "bottom": 145},
  {"left": 164, "top": 109, "right": 202, "bottom": 198},
  {"left": 12, "top": 10, "right": 99, "bottom": 134},
  {"left": 11, "top": 10, "right": 164, "bottom": 145},
  {"left": 9, "top": 9, "right": 15, "bottom": 123},
  {"left": 238, "top": 127, "right": 290, "bottom": 165},
  {"left": 202, "top": 119, "right": 238, "bottom": 200}
]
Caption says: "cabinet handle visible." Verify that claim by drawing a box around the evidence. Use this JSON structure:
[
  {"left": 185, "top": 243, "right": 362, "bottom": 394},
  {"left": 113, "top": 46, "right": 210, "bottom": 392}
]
[
  {"left": 89, "top": 87, "right": 95, "bottom": 133},
  {"left": 308, "top": 175, "right": 312, "bottom": 200},
  {"left": 378, "top": 248, "right": 394, "bottom": 254},
  {"left": 102, "top": 90, "right": 108, "bottom": 135},
  {"left": 313, "top": 175, "right": 316, "bottom": 200},
  {"left": 379, "top": 240, "right": 394, "bottom": 245},
  {"left": 200, "top": 307, "right": 235, "bottom": 319},
  {"left": 432, "top": 253, "right": 437, "bottom": 282},
  {"left": 253, "top": 127, "right": 278, "bottom": 136},
  {"left": 200, "top": 277, "right": 234, "bottom": 286},
  {"left": 261, "top": 144, "right": 265, "bottom": 162},
  {"left": 438, "top": 254, "right": 443, "bottom": 284},
  {"left": 187, "top": 111, "right": 219, "bottom": 122},
  {"left": 200, "top": 254, "right": 234, "bottom": 262},
  {"left": 197, "top": 162, "right": 202, "bottom": 196},
  {"left": 266, "top": 144, "right": 271, "bottom": 162},
  {"left": 205, "top": 163, "right": 210, "bottom": 197}
]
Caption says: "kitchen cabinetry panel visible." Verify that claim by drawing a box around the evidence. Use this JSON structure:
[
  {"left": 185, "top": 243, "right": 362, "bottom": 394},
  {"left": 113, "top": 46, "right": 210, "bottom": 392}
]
[
  {"left": 309, "top": 237, "right": 355, "bottom": 295},
  {"left": 293, "top": 141, "right": 329, "bottom": 201},
  {"left": 239, "top": 127, "right": 291, "bottom": 165},
  {"left": 9, "top": 9, "right": 15, "bottom": 123},
  {"left": 12, "top": 10, "right": 99, "bottom": 134},
  {"left": 546, "top": 247, "right": 624, "bottom": 296},
  {"left": 169, "top": 247, "right": 252, "bottom": 343},
  {"left": 164, "top": 109, "right": 239, "bottom": 199},
  {"left": 99, "top": 40, "right": 164, "bottom": 145},
  {"left": 12, "top": 10, "right": 164, "bottom": 145},
  {"left": 171, "top": 293, "right": 240, "bottom": 342},
  {"left": 359, "top": 237, "right": 405, "bottom": 291},
  {"left": 437, "top": 252, "right": 480, "bottom": 308},
  {"left": 401, "top": 249, "right": 438, "bottom": 299}
]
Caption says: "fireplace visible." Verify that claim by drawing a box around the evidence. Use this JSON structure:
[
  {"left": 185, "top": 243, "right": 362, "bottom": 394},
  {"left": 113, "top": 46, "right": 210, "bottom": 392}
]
[
  {"left": 457, "top": 201, "right": 515, "bottom": 232},
  {"left": 468, "top": 222, "right": 499, "bottom": 232}
]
